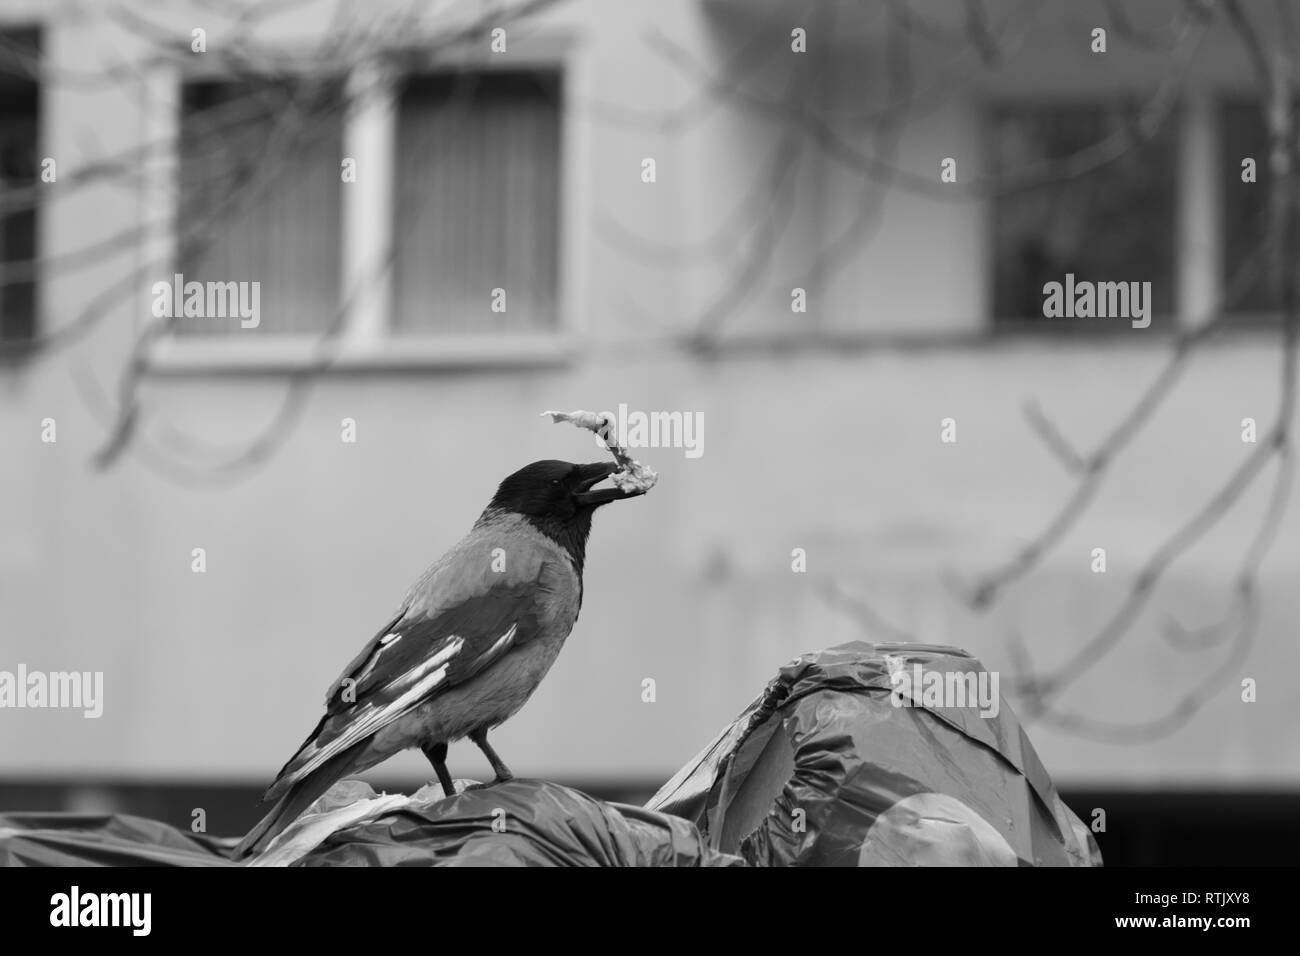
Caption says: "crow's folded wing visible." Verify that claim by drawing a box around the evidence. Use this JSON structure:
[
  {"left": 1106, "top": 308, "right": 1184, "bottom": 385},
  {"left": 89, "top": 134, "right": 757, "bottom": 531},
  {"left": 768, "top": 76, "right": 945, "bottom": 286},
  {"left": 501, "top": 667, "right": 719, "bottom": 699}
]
[{"left": 267, "top": 576, "right": 547, "bottom": 797}]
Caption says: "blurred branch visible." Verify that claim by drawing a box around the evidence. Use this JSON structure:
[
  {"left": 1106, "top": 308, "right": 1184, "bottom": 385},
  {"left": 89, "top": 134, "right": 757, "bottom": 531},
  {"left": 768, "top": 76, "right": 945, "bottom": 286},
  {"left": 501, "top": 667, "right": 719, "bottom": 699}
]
[
  {"left": 991, "top": 0, "right": 1300, "bottom": 737},
  {"left": 640, "top": 1, "right": 1208, "bottom": 207},
  {"left": 820, "top": 578, "right": 921, "bottom": 645},
  {"left": 673, "top": 0, "right": 1299, "bottom": 743},
  {"left": 1103, "top": 0, "right": 1208, "bottom": 52},
  {"left": 0, "top": 0, "right": 569, "bottom": 485},
  {"left": 962, "top": 0, "right": 1002, "bottom": 65},
  {"left": 958, "top": 221, "right": 1272, "bottom": 610}
]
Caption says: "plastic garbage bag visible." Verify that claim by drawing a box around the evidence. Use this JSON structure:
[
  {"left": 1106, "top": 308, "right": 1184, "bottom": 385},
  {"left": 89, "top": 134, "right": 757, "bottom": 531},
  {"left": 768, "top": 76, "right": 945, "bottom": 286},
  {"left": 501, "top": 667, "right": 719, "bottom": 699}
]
[
  {"left": 0, "top": 779, "right": 740, "bottom": 867},
  {"left": 283, "top": 778, "right": 742, "bottom": 867},
  {"left": 647, "top": 641, "right": 1102, "bottom": 867}
]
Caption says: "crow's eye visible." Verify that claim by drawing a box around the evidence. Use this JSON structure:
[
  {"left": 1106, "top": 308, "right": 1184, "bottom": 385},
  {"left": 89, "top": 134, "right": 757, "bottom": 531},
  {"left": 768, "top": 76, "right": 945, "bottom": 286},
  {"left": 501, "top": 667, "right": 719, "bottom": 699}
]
[{"left": 550, "top": 479, "right": 560, "bottom": 486}]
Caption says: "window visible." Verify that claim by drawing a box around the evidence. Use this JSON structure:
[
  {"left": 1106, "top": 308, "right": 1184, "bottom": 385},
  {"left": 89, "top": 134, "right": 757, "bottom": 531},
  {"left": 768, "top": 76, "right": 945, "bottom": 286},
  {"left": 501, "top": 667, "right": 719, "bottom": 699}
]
[
  {"left": 392, "top": 70, "right": 561, "bottom": 335},
  {"left": 159, "top": 62, "right": 568, "bottom": 368},
  {"left": 176, "top": 76, "right": 343, "bottom": 334},
  {"left": 991, "top": 102, "right": 1177, "bottom": 332},
  {"left": 0, "top": 28, "right": 40, "bottom": 347}
]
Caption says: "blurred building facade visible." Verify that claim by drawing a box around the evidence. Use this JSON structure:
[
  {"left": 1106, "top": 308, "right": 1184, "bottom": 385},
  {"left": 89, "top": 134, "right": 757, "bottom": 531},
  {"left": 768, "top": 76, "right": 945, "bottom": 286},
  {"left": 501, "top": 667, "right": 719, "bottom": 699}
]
[{"left": 1, "top": 0, "right": 1297, "bottom": 858}]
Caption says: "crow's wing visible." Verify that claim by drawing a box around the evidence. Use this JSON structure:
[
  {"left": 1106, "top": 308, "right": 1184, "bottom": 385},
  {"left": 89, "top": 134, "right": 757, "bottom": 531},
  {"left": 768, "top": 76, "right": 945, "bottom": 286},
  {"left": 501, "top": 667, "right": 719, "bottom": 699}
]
[{"left": 267, "top": 573, "right": 549, "bottom": 799}]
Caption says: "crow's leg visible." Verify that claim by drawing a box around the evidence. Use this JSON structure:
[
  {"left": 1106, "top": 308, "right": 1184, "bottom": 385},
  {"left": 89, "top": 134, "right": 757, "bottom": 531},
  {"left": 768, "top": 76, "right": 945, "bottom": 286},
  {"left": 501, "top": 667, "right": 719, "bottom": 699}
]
[
  {"left": 421, "top": 741, "right": 456, "bottom": 795},
  {"left": 469, "top": 728, "right": 514, "bottom": 782}
]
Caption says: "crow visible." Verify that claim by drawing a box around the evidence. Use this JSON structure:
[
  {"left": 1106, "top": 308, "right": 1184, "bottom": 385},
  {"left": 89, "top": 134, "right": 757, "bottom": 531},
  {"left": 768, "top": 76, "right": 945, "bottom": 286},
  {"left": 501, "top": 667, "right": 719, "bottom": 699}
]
[{"left": 232, "top": 459, "right": 643, "bottom": 859}]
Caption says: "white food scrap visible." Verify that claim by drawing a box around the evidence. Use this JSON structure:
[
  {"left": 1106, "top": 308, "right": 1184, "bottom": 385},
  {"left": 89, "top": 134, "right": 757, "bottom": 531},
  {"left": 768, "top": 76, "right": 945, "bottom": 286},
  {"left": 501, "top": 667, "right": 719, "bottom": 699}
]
[{"left": 541, "top": 409, "right": 659, "bottom": 493}]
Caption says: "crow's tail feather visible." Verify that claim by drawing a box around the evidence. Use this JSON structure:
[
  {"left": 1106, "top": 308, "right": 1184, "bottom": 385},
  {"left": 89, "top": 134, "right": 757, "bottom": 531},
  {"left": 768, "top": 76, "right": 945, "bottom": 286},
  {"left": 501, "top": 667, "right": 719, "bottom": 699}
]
[{"left": 231, "top": 742, "right": 369, "bottom": 862}]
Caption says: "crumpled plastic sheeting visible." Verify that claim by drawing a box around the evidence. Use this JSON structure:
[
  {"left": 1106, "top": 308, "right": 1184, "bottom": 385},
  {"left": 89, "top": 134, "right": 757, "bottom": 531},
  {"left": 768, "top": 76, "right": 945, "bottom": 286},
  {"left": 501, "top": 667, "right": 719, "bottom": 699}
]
[
  {"left": 0, "top": 780, "right": 742, "bottom": 867},
  {"left": 263, "top": 780, "right": 738, "bottom": 868},
  {"left": 287, "top": 779, "right": 743, "bottom": 867},
  {"left": 0, "top": 812, "right": 238, "bottom": 867},
  {"left": 248, "top": 778, "right": 416, "bottom": 866},
  {"left": 647, "top": 641, "right": 1103, "bottom": 867}
]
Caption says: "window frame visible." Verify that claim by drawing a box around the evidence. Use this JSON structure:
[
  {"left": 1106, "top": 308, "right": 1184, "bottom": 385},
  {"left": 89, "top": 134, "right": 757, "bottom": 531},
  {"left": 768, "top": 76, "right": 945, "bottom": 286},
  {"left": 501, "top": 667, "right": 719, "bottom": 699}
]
[{"left": 146, "top": 35, "right": 580, "bottom": 374}]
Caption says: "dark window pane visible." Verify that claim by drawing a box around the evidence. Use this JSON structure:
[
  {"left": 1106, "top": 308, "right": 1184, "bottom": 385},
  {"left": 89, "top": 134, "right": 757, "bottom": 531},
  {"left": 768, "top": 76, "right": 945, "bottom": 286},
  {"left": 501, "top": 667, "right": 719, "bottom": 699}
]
[
  {"left": 991, "top": 102, "right": 1176, "bottom": 332},
  {"left": 176, "top": 77, "right": 343, "bottom": 334},
  {"left": 0, "top": 27, "right": 40, "bottom": 346},
  {"left": 1221, "top": 97, "right": 1287, "bottom": 319},
  {"left": 392, "top": 70, "right": 561, "bottom": 334}
]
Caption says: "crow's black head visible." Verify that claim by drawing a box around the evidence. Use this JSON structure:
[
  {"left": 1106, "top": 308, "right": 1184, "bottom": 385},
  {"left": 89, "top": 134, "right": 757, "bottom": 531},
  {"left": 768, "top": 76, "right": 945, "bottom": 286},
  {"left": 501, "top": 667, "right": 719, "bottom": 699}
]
[
  {"left": 487, "top": 459, "right": 634, "bottom": 518},
  {"left": 482, "top": 460, "right": 641, "bottom": 573}
]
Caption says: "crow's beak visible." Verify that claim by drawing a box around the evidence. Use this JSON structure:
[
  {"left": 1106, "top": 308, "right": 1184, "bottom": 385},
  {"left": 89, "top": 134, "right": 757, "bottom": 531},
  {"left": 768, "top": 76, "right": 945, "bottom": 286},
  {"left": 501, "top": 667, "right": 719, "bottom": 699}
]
[{"left": 573, "top": 461, "right": 640, "bottom": 507}]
